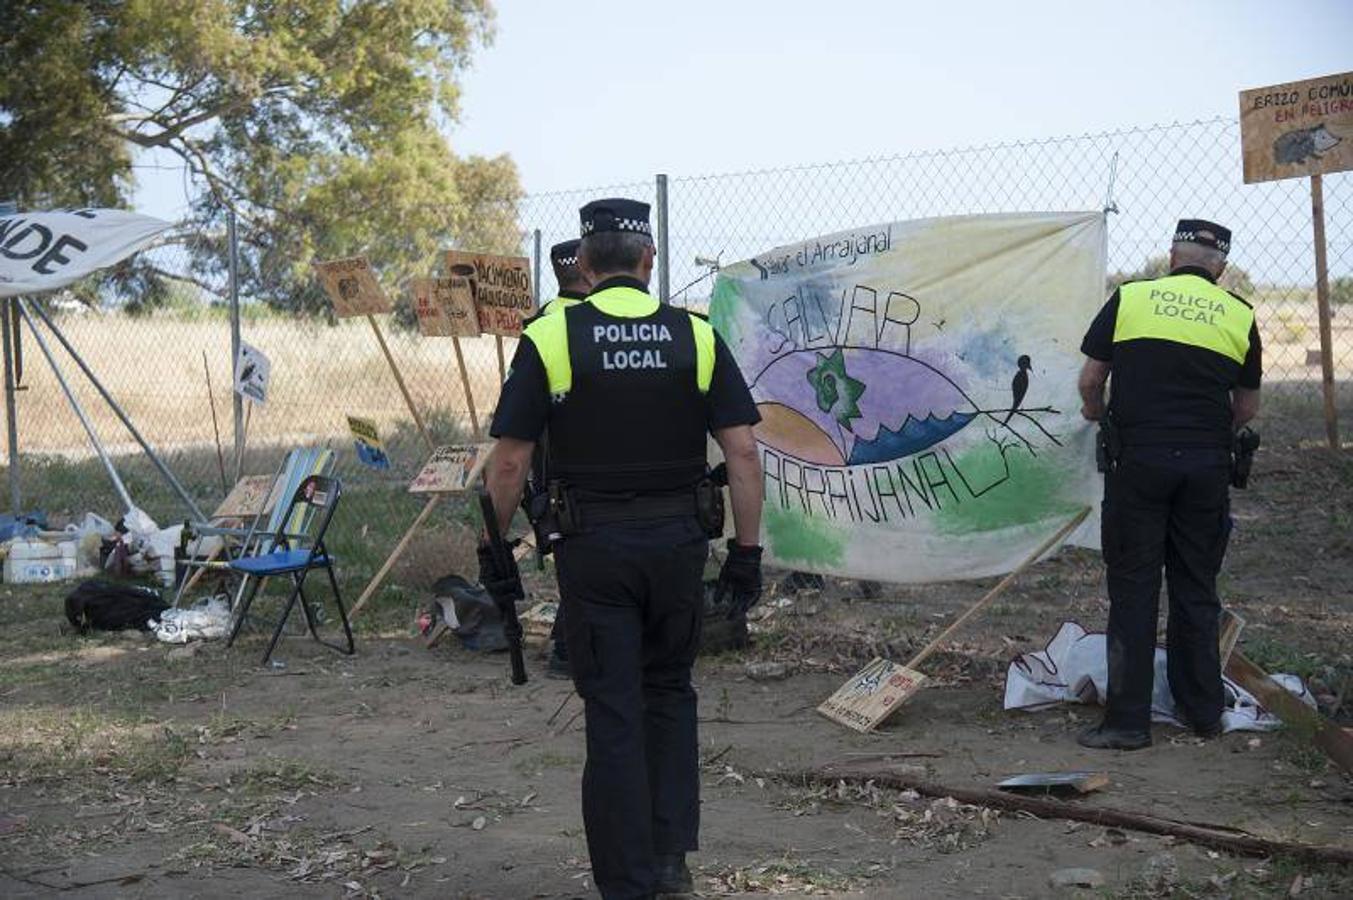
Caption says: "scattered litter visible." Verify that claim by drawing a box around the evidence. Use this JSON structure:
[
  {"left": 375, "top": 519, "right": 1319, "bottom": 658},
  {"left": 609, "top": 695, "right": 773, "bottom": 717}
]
[
  {"left": 152, "top": 594, "right": 231, "bottom": 644},
  {"left": 1049, "top": 868, "right": 1104, "bottom": 889},
  {"left": 997, "top": 772, "right": 1108, "bottom": 796},
  {"left": 745, "top": 661, "right": 790, "bottom": 682},
  {"left": 1004, "top": 621, "right": 1315, "bottom": 732}
]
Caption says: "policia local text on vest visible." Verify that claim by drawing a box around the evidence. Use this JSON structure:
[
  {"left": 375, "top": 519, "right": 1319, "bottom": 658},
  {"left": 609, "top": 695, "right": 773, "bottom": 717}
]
[{"left": 1077, "top": 218, "right": 1262, "bottom": 752}]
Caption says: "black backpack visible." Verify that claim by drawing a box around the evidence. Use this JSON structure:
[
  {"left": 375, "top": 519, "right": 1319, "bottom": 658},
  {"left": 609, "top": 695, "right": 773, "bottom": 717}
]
[{"left": 64, "top": 580, "right": 169, "bottom": 633}]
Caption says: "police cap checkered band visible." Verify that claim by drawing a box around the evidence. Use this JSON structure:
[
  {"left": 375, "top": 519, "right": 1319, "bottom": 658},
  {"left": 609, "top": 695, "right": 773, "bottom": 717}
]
[
  {"left": 550, "top": 239, "right": 581, "bottom": 268},
  {"left": 579, "top": 198, "right": 652, "bottom": 237},
  {"left": 1173, "top": 218, "right": 1231, "bottom": 254}
]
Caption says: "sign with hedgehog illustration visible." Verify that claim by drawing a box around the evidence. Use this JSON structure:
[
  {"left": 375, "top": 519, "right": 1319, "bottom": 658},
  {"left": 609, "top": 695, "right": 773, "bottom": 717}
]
[
  {"left": 709, "top": 212, "right": 1105, "bottom": 582},
  {"left": 1240, "top": 72, "right": 1353, "bottom": 184}
]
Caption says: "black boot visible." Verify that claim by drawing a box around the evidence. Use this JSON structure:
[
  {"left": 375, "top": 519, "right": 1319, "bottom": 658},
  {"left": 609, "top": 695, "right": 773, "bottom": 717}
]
[
  {"left": 654, "top": 852, "right": 694, "bottom": 898},
  {"left": 1077, "top": 722, "right": 1151, "bottom": 751}
]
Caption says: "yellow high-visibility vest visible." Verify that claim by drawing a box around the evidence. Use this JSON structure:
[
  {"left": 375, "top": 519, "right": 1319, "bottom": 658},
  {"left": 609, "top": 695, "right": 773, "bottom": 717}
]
[{"left": 1113, "top": 274, "right": 1254, "bottom": 364}]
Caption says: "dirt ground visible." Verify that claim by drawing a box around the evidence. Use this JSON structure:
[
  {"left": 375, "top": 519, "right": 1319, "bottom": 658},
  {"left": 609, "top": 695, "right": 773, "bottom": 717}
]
[{"left": 1, "top": 434, "right": 1351, "bottom": 898}]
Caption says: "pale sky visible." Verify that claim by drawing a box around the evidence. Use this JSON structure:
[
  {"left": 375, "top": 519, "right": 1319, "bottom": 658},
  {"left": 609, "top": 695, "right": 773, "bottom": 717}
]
[{"left": 135, "top": 0, "right": 1353, "bottom": 216}]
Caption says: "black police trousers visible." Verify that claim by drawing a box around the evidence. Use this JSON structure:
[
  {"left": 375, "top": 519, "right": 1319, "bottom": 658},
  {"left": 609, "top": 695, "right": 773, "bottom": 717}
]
[
  {"left": 1101, "top": 445, "right": 1231, "bottom": 732},
  {"left": 554, "top": 516, "right": 708, "bottom": 900}
]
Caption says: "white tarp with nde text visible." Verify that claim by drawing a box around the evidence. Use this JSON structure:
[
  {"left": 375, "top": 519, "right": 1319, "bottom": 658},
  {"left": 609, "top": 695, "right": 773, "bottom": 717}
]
[
  {"left": 709, "top": 212, "right": 1106, "bottom": 583},
  {"left": 0, "top": 209, "right": 172, "bottom": 298}
]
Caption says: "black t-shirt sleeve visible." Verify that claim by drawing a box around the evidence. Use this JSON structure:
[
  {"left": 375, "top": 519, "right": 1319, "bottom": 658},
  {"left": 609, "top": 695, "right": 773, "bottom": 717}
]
[
  {"left": 1079, "top": 290, "right": 1119, "bottom": 362},
  {"left": 489, "top": 337, "right": 550, "bottom": 441},
  {"left": 1238, "top": 320, "right": 1262, "bottom": 389},
  {"left": 706, "top": 334, "right": 760, "bottom": 431}
]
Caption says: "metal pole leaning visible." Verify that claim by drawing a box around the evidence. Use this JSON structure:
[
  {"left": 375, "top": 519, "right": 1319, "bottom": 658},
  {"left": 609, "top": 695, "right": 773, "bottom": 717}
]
[
  {"left": 14, "top": 300, "right": 134, "bottom": 514},
  {"left": 228, "top": 210, "right": 244, "bottom": 479},
  {"left": 26, "top": 301, "right": 207, "bottom": 521},
  {"left": 1, "top": 298, "right": 20, "bottom": 513},
  {"left": 656, "top": 173, "right": 671, "bottom": 304}
]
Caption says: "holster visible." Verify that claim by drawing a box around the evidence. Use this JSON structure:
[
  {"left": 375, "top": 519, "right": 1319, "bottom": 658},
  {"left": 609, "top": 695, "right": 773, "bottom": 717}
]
[
  {"left": 1231, "top": 427, "right": 1260, "bottom": 489},
  {"left": 1095, "top": 417, "right": 1121, "bottom": 474},
  {"left": 694, "top": 471, "right": 726, "bottom": 538}
]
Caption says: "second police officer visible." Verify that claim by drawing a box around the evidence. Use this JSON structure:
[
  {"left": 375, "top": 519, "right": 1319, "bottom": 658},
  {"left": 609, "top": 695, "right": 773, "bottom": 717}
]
[{"left": 480, "top": 198, "right": 766, "bottom": 899}]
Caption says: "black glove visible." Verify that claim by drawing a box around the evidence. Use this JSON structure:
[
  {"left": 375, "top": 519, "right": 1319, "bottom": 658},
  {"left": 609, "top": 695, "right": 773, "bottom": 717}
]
[
  {"left": 477, "top": 542, "right": 523, "bottom": 604},
  {"left": 715, "top": 540, "right": 763, "bottom": 620}
]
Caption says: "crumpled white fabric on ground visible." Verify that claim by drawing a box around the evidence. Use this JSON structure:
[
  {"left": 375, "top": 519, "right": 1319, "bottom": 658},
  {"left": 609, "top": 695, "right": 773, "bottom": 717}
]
[
  {"left": 1003, "top": 620, "right": 1315, "bottom": 733},
  {"left": 153, "top": 595, "right": 232, "bottom": 644}
]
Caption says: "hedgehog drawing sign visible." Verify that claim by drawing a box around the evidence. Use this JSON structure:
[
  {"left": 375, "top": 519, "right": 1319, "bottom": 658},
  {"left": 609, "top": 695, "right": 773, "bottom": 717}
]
[
  {"left": 709, "top": 212, "right": 1105, "bottom": 583},
  {"left": 1240, "top": 71, "right": 1353, "bottom": 183}
]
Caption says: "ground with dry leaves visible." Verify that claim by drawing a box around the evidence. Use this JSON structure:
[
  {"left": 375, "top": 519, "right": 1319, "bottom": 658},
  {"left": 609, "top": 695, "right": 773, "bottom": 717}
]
[{"left": 1, "top": 422, "right": 1351, "bottom": 898}]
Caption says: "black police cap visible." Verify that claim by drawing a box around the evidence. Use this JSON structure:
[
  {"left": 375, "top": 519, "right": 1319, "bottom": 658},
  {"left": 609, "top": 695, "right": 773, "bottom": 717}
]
[
  {"left": 579, "top": 198, "right": 651, "bottom": 238},
  {"left": 1173, "top": 219, "right": 1231, "bottom": 255},
  {"left": 550, "top": 239, "right": 581, "bottom": 268}
]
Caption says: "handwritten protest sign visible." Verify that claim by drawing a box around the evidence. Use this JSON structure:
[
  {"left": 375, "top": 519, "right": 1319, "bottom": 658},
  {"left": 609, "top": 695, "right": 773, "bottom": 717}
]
[
  {"left": 313, "top": 256, "right": 391, "bottom": 317},
  {"left": 347, "top": 416, "right": 391, "bottom": 470},
  {"left": 412, "top": 276, "right": 481, "bottom": 337},
  {"left": 710, "top": 212, "right": 1104, "bottom": 584},
  {"left": 1240, "top": 71, "right": 1353, "bottom": 184},
  {"left": 444, "top": 250, "right": 533, "bottom": 337},
  {"left": 408, "top": 443, "right": 495, "bottom": 494},
  {"left": 817, "top": 658, "right": 928, "bottom": 733},
  {"left": 214, "top": 474, "right": 282, "bottom": 520}
]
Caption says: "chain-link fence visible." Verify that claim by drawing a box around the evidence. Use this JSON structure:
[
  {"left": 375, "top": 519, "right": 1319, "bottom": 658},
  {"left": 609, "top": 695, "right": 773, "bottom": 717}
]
[{"left": 3, "top": 116, "right": 1348, "bottom": 604}]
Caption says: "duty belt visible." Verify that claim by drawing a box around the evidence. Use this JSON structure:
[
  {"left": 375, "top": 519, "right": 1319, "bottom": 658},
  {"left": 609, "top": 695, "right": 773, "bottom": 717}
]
[
  {"left": 1117, "top": 426, "right": 1231, "bottom": 447},
  {"left": 573, "top": 492, "right": 699, "bottom": 526}
]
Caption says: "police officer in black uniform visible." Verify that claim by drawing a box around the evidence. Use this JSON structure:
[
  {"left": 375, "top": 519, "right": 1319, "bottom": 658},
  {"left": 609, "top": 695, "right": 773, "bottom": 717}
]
[
  {"left": 521, "top": 239, "right": 593, "bottom": 678},
  {"left": 1077, "top": 219, "right": 1262, "bottom": 750},
  {"left": 480, "top": 198, "right": 765, "bottom": 899}
]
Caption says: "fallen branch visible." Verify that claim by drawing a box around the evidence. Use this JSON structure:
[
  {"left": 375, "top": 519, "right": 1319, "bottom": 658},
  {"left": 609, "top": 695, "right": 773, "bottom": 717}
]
[{"left": 776, "top": 762, "right": 1353, "bottom": 866}]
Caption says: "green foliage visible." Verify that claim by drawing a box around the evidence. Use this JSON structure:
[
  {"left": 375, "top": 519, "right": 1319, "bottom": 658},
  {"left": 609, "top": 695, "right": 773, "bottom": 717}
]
[
  {"left": 1331, "top": 275, "right": 1353, "bottom": 306},
  {"left": 1107, "top": 254, "right": 1255, "bottom": 296},
  {"left": 0, "top": 1, "right": 522, "bottom": 315}
]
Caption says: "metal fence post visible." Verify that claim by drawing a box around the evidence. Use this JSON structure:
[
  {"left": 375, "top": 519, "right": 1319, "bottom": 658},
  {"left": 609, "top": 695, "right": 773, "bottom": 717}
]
[
  {"left": 655, "top": 173, "right": 671, "bottom": 303},
  {"left": 532, "top": 229, "right": 542, "bottom": 308},
  {"left": 227, "top": 210, "right": 243, "bottom": 475},
  {"left": 1, "top": 299, "right": 20, "bottom": 513}
]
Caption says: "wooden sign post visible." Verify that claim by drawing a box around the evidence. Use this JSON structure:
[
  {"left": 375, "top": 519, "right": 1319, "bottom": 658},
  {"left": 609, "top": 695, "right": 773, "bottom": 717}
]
[
  {"left": 314, "top": 256, "right": 434, "bottom": 451},
  {"left": 411, "top": 275, "right": 484, "bottom": 436},
  {"left": 349, "top": 442, "right": 495, "bottom": 619},
  {"left": 1240, "top": 71, "right": 1352, "bottom": 450},
  {"left": 818, "top": 507, "right": 1091, "bottom": 733},
  {"left": 444, "top": 250, "right": 534, "bottom": 389}
]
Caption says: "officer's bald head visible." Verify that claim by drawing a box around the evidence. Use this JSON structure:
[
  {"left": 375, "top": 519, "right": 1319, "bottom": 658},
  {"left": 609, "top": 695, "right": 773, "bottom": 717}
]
[{"left": 579, "top": 232, "right": 655, "bottom": 285}]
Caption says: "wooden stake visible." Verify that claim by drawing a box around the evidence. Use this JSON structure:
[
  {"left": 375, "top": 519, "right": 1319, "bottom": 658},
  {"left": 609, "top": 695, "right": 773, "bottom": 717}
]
[
  {"left": 203, "top": 351, "right": 228, "bottom": 495},
  {"left": 366, "top": 313, "right": 434, "bottom": 451},
  {"left": 452, "top": 336, "right": 481, "bottom": 437},
  {"left": 494, "top": 334, "right": 507, "bottom": 386},
  {"left": 1311, "top": 174, "right": 1340, "bottom": 450},
  {"left": 1225, "top": 648, "right": 1353, "bottom": 775},
  {"left": 785, "top": 763, "right": 1353, "bottom": 866},
  {"left": 906, "top": 506, "right": 1091, "bottom": 671},
  {"left": 349, "top": 495, "right": 442, "bottom": 620}
]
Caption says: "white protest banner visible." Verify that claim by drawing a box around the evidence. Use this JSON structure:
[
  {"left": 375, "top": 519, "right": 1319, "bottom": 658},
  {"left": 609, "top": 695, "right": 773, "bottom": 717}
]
[
  {"left": 233, "top": 341, "right": 271, "bottom": 404},
  {"left": 0, "top": 209, "right": 171, "bottom": 298},
  {"left": 709, "top": 212, "right": 1105, "bottom": 583}
]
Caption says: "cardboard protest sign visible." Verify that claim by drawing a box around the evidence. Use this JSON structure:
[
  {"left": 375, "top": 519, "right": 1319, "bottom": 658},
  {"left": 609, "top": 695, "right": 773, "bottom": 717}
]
[
  {"left": 710, "top": 212, "right": 1105, "bottom": 584},
  {"left": 233, "top": 341, "right": 271, "bottom": 404},
  {"left": 347, "top": 416, "right": 391, "bottom": 470},
  {"left": 444, "top": 250, "right": 533, "bottom": 336},
  {"left": 313, "top": 256, "right": 391, "bottom": 317},
  {"left": 411, "top": 276, "right": 481, "bottom": 337},
  {"left": 817, "top": 657, "right": 927, "bottom": 733},
  {"left": 214, "top": 474, "right": 281, "bottom": 519},
  {"left": 1240, "top": 72, "right": 1353, "bottom": 184},
  {"left": 408, "top": 443, "right": 495, "bottom": 494}
]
